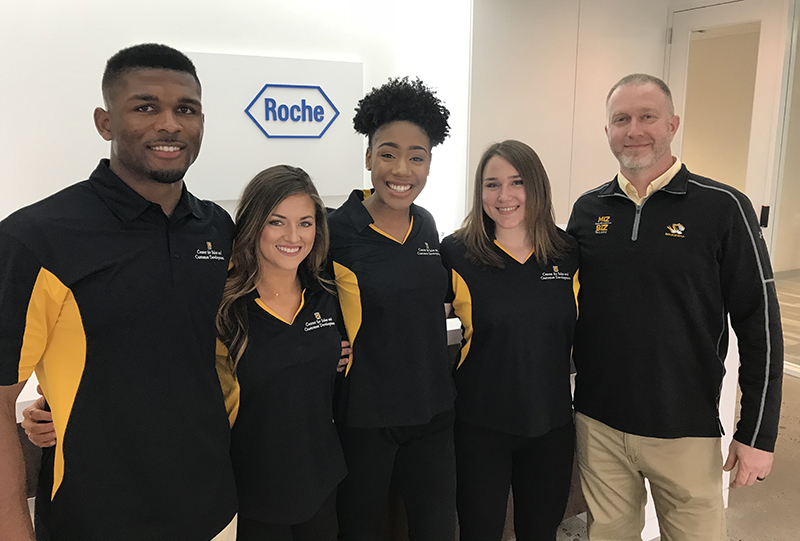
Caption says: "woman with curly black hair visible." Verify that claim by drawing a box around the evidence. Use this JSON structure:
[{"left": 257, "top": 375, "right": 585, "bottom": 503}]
[{"left": 327, "top": 77, "right": 457, "bottom": 540}]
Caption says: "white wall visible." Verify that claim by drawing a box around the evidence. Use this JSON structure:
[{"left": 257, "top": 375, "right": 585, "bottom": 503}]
[
  {"left": 469, "top": 0, "right": 671, "bottom": 224},
  {"left": 0, "top": 0, "right": 471, "bottom": 232},
  {"left": 469, "top": 0, "right": 581, "bottom": 222},
  {"left": 569, "top": 0, "right": 672, "bottom": 204}
]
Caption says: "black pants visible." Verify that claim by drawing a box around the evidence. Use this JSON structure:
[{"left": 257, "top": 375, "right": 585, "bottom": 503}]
[
  {"left": 336, "top": 409, "right": 457, "bottom": 541},
  {"left": 237, "top": 489, "right": 338, "bottom": 541},
  {"left": 455, "top": 421, "right": 575, "bottom": 541}
]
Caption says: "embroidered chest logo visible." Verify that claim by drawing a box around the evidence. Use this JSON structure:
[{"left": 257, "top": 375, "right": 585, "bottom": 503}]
[
  {"left": 540, "top": 266, "right": 571, "bottom": 281},
  {"left": 417, "top": 242, "right": 440, "bottom": 256},
  {"left": 665, "top": 223, "right": 686, "bottom": 238},
  {"left": 305, "top": 312, "right": 335, "bottom": 332},
  {"left": 595, "top": 216, "right": 611, "bottom": 234},
  {"left": 195, "top": 241, "right": 225, "bottom": 261}
]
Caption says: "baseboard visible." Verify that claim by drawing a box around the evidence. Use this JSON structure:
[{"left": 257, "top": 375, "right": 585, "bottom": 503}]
[
  {"left": 775, "top": 269, "right": 800, "bottom": 280},
  {"left": 785, "top": 362, "right": 800, "bottom": 379}
]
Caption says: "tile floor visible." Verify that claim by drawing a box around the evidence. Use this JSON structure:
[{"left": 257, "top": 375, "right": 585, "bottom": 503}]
[{"left": 557, "top": 514, "right": 588, "bottom": 540}]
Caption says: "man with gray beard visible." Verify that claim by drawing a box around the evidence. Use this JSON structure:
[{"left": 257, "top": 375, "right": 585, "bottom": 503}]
[{"left": 566, "top": 73, "right": 783, "bottom": 540}]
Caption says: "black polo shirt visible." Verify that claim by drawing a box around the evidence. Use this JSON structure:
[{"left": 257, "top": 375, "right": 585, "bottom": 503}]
[
  {"left": 327, "top": 189, "right": 455, "bottom": 428},
  {"left": 228, "top": 277, "right": 347, "bottom": 524},
  {"left": 0, "top": 160, "right": 237, "bottom": 540},
  {"left": 441, "top": 233, "right": 578, "bottom": 437}
]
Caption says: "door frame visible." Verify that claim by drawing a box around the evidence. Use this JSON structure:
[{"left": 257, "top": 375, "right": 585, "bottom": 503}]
[{"left": 770, "top": 0, "right": 800, "bottom": 259}]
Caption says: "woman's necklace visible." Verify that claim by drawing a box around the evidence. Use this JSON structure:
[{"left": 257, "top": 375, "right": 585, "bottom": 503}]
[{"left": 258, "top": 276, "right": 301, "bottom": 301}]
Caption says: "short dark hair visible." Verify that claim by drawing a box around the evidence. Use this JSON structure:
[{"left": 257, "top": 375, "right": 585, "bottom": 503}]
[
  {"left": 101, "top": 43, "right": 200, "bottom": 99},
  {"left": 353, "top": 76, "right": 450, "bottom": 148},
  {"left": 607, "top": 73, "right": 674, "bottom": 115}
]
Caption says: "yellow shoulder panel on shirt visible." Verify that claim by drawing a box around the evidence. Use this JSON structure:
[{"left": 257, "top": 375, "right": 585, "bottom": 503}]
[
  {"left": 332, "top": 261, "right": 361, "bottom": 376},
  {"left": 18, "top": 268, "right": 69, "bottom": 382},
  {"left": 24, "top": 268, "right": 86, "bottom": 499},
  {"left": 451, "top": 270, "right": 474, "bottom": 369},
  {"left": 214, "top": 339, "right": 240, "bottom": 427}
]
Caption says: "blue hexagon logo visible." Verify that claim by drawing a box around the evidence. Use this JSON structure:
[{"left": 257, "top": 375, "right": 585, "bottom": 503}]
[{"left": 245, "top": 84, "right": 340, "bottom": 139}]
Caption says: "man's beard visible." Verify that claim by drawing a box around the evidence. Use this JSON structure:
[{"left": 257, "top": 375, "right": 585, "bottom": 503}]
[
  {"left": 617, "top": 153, "right": 656, "bottom": 172},
  {"left": 148, "top": 168, "right": 186, "bottom": 184},
  {"left": 614, "top": 139, "right": 670, "bottom": 173}
]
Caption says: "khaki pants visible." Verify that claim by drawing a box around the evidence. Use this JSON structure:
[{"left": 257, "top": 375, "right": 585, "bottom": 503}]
[
  {"left": 211, "top": 514, "right": 238, "bottom": 541},
  {"left": 575, "top": 413, "right": 725, "bottom": 541}
]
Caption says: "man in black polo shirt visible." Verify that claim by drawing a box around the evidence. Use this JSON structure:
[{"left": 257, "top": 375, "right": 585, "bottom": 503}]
[{"left": 0, "top": 44, "right": 237, "bottom": 541}]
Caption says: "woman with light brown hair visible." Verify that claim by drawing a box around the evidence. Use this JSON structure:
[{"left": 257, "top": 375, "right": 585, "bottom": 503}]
[{"left": 441, "top": 140, "right": 578, "bottom": 541}]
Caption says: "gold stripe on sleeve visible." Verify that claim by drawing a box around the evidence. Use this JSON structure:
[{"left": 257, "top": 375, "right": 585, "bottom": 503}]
[
  {"left": 572, "top": 269, "right": 580, "bottom": 318},
  {"left": 24, "top": 268, "right": 86, "bottom": 499},
  {"left": 332, "top": 261, "right": 362, "bottom": 376},
  {"left": 17, "top": 268, "right": 67, "bottom": 383},
  {"left": 451, "top": 270, "right": 474, "bottom": 369},
  {"left": 215, "top": 339, "right": 240, "bottom": 427}
]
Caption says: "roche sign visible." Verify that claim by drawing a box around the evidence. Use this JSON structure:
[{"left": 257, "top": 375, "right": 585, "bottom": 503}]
[{"left": 245, "top": 84, "right": 340, "bottom": 139}]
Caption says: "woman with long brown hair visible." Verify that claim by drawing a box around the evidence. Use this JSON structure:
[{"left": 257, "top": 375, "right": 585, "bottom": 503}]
[
  {"left": 441, "top": 140, "right": 578, "bottom": 541},
  {"left": 216, "top": 165, "right": 347, "bottom": 541}
]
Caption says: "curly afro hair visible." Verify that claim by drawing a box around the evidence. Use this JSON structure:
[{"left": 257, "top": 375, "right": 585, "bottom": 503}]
[{"left": 353, "top": 76, "right": 450, "bottom": 148}]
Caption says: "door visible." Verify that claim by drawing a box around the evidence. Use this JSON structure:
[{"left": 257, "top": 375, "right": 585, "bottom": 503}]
[{"left": 667, "top": 0, "right": 791, "bottom": 249}]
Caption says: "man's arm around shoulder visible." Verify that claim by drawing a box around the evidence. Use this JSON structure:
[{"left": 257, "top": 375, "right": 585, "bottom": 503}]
[{"left": 0, "top": 381, "right": 36, "bottom": 540}]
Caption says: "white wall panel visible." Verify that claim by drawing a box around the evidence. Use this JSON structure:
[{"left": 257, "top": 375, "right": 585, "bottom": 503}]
[
  {"left": 569, "top": 0, "right": 671, "bottom": 205},
  {"left": 469, "top": 0, "right": 670, "bottom": 223},
  {"left": 468, "top": 0, "right": 580, "bottom": 225}
]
